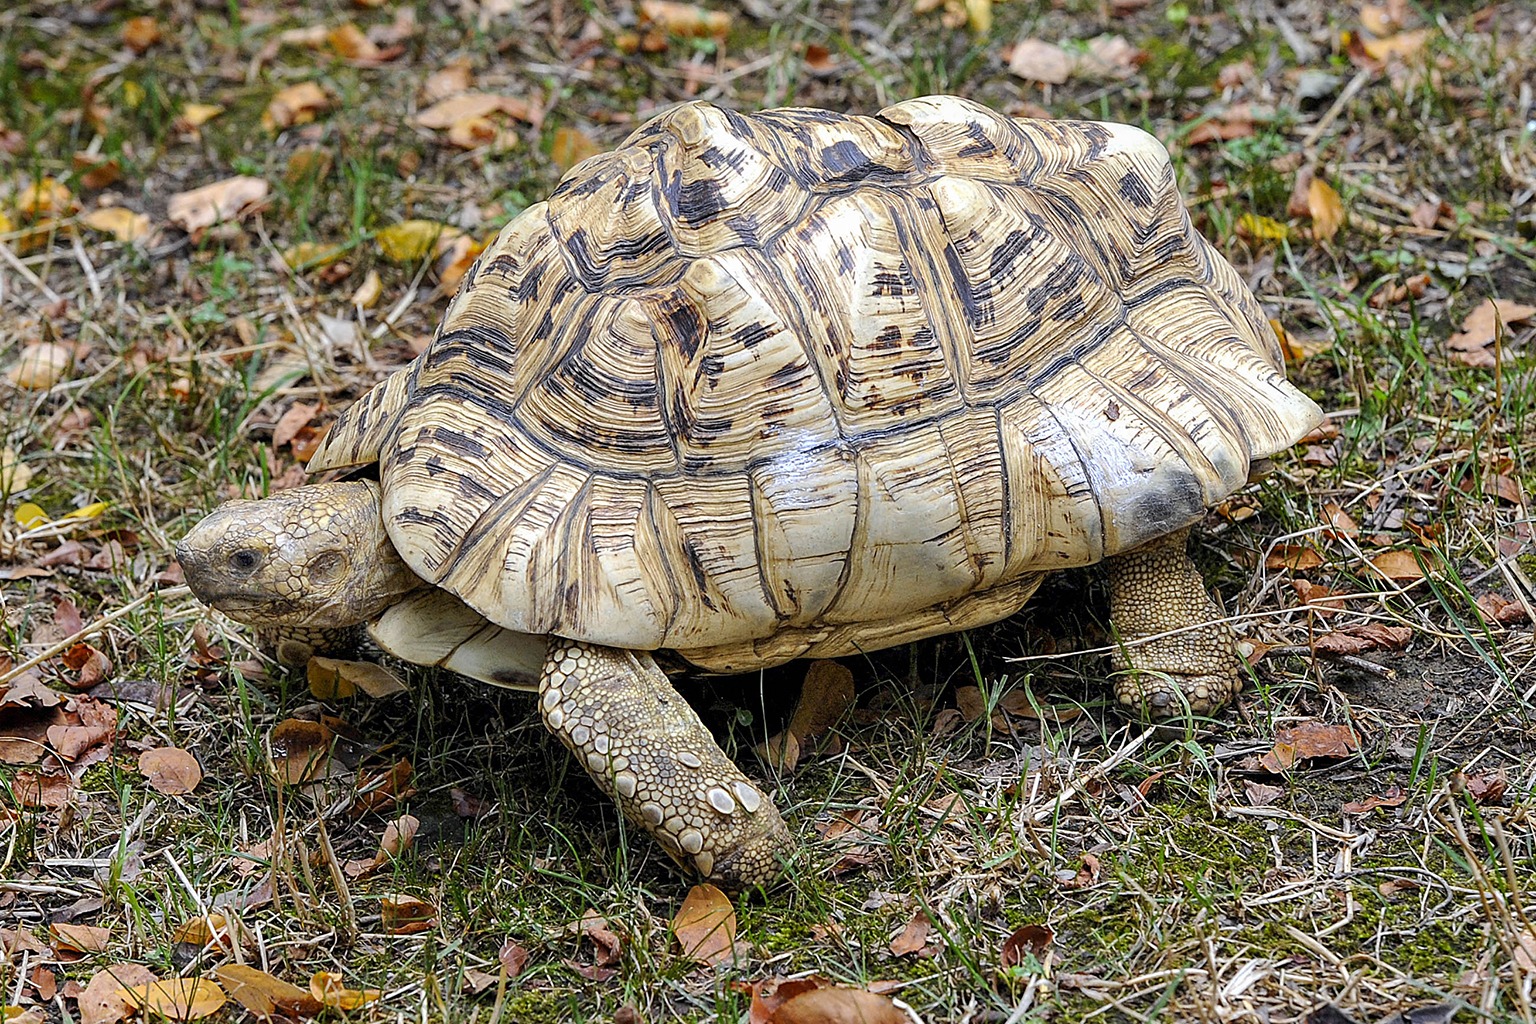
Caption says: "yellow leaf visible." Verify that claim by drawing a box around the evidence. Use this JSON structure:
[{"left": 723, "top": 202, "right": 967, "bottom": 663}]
[
  {"left": 178, "top": 103, "right": 225, "bottom": 129},
  {"left": 1307, "top": 178, "right": 1344, "bottom": 242},
  {"left": 281, "top": 241, "right": 348, "bottom": 271},
  {"left": 376, "top": 220, "right": 460, "bottom": 264},
  {"left": 327, "top": 23, "right": 381, "bottom": 61},
  {"left": 215, "top": 965, "right": 321, "bottom": 1019},
  {"left": 638, "top": 0, "right": 732, "bottom": 38},
  {"left": 6, "top": 343, "right": 72, "bottom": 390},
  {"left": 121, "top": 81, "right": 146, "bottom": 109},
  {"left": 15, "top": 178, "right": 76, "bottom": 219},
  {"left": 1362, "top": 28, "right": 1429, "bottom": 61},
  {"left": 15, "top": 503, "right": 47, "bottom": 529},
  {"left": 262, "top": 82, "right": 330, "bottom": 132},
  {"left": 550, "top": 126, "right": 602, "bottom": 172},
  {"left": 81, "top": 207, "right": 150, "bottom": 243},
  {"left": 61, "top": 501, "right": 109, "bottom": 521},
  {"left": 351, "top": 269, "right": 383, "bottom": 309},
  {"left": 1237, "top": 212, "right": 1288, "bottom": 242},
  {"left": 310, "top": 973, "right": 382, "bottom": 1011},
  {"left": 965, "top": 0, "right": 992, "bottom": 34},
  {"left": 0, "top": 447, "right": 33, "bottom": 495},
  {"left": 119, "top": 979, "right": 226, "bottom": 1020}
]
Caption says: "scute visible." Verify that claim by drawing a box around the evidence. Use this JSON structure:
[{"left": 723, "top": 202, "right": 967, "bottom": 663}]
[{"left": 309, "top": 95, "right": 1322, "bottom": 667}]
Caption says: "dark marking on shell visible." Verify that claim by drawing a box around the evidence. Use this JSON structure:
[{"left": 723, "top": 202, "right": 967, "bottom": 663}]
[{"left": 1118, "top": 170, "right": 1154, "bottom": 208}]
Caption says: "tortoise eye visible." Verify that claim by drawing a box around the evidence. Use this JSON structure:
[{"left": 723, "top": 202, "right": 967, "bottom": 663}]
[{"left": 229, "top": 549, "right": 260, "bottom": 572}]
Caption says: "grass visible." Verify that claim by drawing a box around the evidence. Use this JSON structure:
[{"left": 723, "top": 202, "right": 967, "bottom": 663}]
[{"left": 2, "top": 0, "right": 1536, "bottom": 1021}]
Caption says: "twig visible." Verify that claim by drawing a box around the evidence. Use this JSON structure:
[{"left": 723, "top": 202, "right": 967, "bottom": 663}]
[
  {"left": 1028, "top": 726, "right": 1153, "bottom": 824},
  {"left": 1262, "top": 645, "right": 1397, "bottom": 679},
  {"left": 1300, "top": 69, "right": 1371, "bottom": 151},
  {"left": 0, "top": 239, "right": 62, "bottom": 304}
]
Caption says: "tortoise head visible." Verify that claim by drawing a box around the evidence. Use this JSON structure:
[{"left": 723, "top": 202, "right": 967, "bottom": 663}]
[{"left": 175, "top": 480, "right": 420, "bottom": 630}]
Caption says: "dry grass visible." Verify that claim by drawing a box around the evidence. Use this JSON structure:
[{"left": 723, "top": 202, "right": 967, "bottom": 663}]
[{"left": 3, "top": 0, "right": 1536, "bottom": 1022}]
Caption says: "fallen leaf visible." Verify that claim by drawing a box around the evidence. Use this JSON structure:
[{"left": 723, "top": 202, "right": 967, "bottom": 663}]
[
  {"left": 773, "top": 987, "right": 907, "bottom": 1024},
  {"left": 376, "top": 220, "right": 461, "bottom": 264},
  {"left": 1307, "top": 178, "right": 1345, "bottom": 242},
  {"left": 28, "top": 964, "right": 56, "bottom": 1000},
  {"left": 788, "top": 661, "right": 854, "bottom": 747},
  {"left": 1361, "top": 28, "right": 1430, "bottom": 62},
  {"left": 78, "top": 964, "right": 158, "bottom": 1024},
  {"left": 11, "top": 770, "right": 71, "bottom": 808},
  {"left": 1000, "top": 923, "right": 1053, "bottom": 968},
  {"left": 415, "top": 93, "right": 535, "bottom": 130},
  {"left": 1007, "top": 38, "right": 1075, "bottom": 84},
  {"left": 498, "top": 940, "right": 530, "bottom": 979},
  {"left": 755, "top": 729, "right": 799, "bottom": 772},
  {"left": 167, "top": 176, "right": 269, "bottom": 234},
  {"left": 1237, "top": 212, "right": 1289, "bottom": 243},
  {"left": 0, "top": 446, "right": 33, "bottom": 495},
  {"left": 266, "top": 718, "right": 331, "bottom": 785},
  {"left": 170, "top": 913, "right": 241, "bottom": 948},
  {"left": 327, "top": 23, "right": 381, "bottom": 61},
  {"left": 421, "top": 60, "right": 473, "bottom": 104},
  {"left": 350, "top": 758, "right": 415, "bottom": 814},
  {"left": 352, "top": 269, "right": 383, "bottom": 309},
  {"left": 550, "top": 126, "right": 602, "bottom": 172},
  {"left": 175, "top": 103, "right": 225, "bottom": 131},
  {"left": 81, "top": 208, "right": 150, "bottom": 243},
  {"left": 1079, "top": 34, "right": 1141, "bottom": 78},
  {"left": 120, "top": 978, "right": 226, "bottom": 1020},
  {"left": 6, "top": 343, "right": 72, "bottom": 390},
  {"left": 888, "top": 911, "right": 931, "bottom": 956},
  {"left": 1260, "top": 721, "right": 1359, "bottom": 772},
  {"left": 1291, "top": 580, "right": 1345, "bottom": 616},
  {"left": 50, "top": 923, "right": 111, "bottom": 954},
  {"left": 954, "top": 684, "right": 986, "bottom": 721},
  {"left": 60, "top": 644, "right": 113, "bottom": 691},
  {"left": 262, "top": 82, "right": 330, "bottom": 132},
  {"left": 1264, "top": 545, "right": 1323, "bottom": 571},
  {"left": 1313, "top": 624, "right": 1413, "bottom": 655},
  {"left": 451, "top": 787, "right": 494, "bottom": 818},
  {"left": 638, "top": 1, "right": 732, "bottom": 38},
  {"left": 381, "top": 894, "right": 437, "bottom": 934},
  {"left": 570, "top": 910, "right": 623, "bottom": 966},
  {"left": 1341, "top": 786, "right": 1406, "bottom": 814},
  {"left": 1464, "top": 773, "right": 1508, "bottom": 804},
  {"left": 1243, "top": 780, "right": 1286, "bottom": 806},
  {"left": 1055, "top": 851, "right": 1101, "bottom": 889},
  {"left": 1445, "top": 298, "right": 1536, "bottom": 367},
  {"left": 309, "top": 973, "right": 382, "bottom": 1011},
  {"left": 214, "top": 964, "right": 322, "bottom": 1018},
  {"left": 138, "top": 747, "right": 202, "bottom": 795},
  {"left": 1474, "top": 593, "right": 1530, "bottom": 626},
  {"left": 672, "top": 884, "right": 736, "bottom": 966},
  {"left": 1368, "top": 549, "right": 1425, "bottom": 582},
  {"left": 121, "top": 16, "right": 161, "bottom": 52}
]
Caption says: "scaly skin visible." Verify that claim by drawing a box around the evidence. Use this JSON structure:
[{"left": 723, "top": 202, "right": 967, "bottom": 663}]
[{"left": 1103, "top": 527, "right": 1246, "bottom": 717}]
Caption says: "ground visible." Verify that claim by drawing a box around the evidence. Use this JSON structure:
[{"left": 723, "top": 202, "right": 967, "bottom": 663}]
[{"left": 2, "top": 0, "right": 1535, "bottom": 1022}]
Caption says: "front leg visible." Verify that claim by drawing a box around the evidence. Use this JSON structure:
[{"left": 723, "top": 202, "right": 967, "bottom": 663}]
[{"left": 538, "top": 638, "right": 793, "bottom": 888}]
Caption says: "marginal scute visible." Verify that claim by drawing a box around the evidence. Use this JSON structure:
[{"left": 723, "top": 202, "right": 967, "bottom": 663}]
[{"left": 322, "top": 95, "right": 1321, "bottom": 668}]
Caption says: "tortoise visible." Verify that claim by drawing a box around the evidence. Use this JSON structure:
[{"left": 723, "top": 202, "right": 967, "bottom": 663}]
[{"left": 176, "top": 95, "right": 1322, "bottom": 888}]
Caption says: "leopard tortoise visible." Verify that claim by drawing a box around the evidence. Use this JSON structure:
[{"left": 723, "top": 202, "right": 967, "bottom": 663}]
[{"left": 177, "top": 95, "right": 1322, "bottom": 887}]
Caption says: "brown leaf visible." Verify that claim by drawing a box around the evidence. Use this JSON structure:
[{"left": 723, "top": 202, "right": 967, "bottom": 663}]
[
  {"left": 638, "top": 1, "right": 732, "bottom": 38},
  {"left": 1313, "top": 623, "right": 1412, "bottom": 655},
  {"left": 1464, "top": 773, "right": 1508, "bottom": 804},
  {"left": 1410, "top": 199, "right": 1447, "bottom": 229},
  {"left": 119, "top": 978, "right": 226, "bottom": 1020},
  {"left": 266, "top": 718, "right": 331, "bottom": 785},
  {"left": 451, "top": 787, "right": 494, "bottom": 818},
  {"left": 1368, "top": 549, "right": 1425, "bottom": 582},
  {"left": 416, "top": 93, "right": 535, "bottom": 130},
  {"left": 1007, "top": 38, "right": 1074, "bottom": 84},
  {"left": 272, "top": 402, "right": 318, "bottom": 450},
  {"left": 1475, "top": 593, "right": 1530, "bottom": 626},
  {"left": 1341, "top": 786, "right": 1406, "bottom": 814},
  {"left": 888, "top": 911, "right": 931, "bottom": 956},
  {"left": 1243, "top": 780, "right": 1286, "bottom": 806},
  {"left": 1291, "top": 580, "right": 1345, "bottom": 616},
  {"left": 215, "top": 964, "right": 322, "bottom": 1019},
  {"left": 327, "top": 23, "right": 382, "bottom": 61},
  {"left": 550, "top": 126, "right": 602, "bottom": 172},
  {"left": 1307, "top": 178, "right": 1345, "bottom": 242},
  {"left": 954, "top": 684, "right": 986, "bottom": 721},
  {"left": 167, "top": 176, "right": 269, "bottom": 234},
  {"left": 1055, "top": 851, "right": 1101, "bottom": 889},
  {"left": 381, "top": 894, "right": 437, "bottom": 934},
  {"left": 1321, "top": 501, "right": 1360, "bottom": 539},
  {"left": 745, "top": 977, "right": 828, "bottom": 1024},
  {"left": 350, "top": 758, "right": 416, "bottom": 814},
  {"left": 1264, "top": 545, "right": 1323, "bottom": 571},
  {"left": 263, "top": 82, "right": 330, "bottom": 131},
  {"left": 138, "top": 747, "right": 202, "bottom": 795},
  {"left": 421, "top": 60, "right": 473, "bottom": 104},
  {"left": 498, "top": 940, "right": 530, "bottom": 979},
  {"left": 773, "top": 987, "right": 907, "bottom": 1024},
  {"left": 1485, "top": 473, "right": 1524, "bottom": 505},
  {"left": 61, "top": 644, "right": 112, "bottom": 690},
  {"left": 308, "top": 656, "right": 409, "bottom": 700},
  {"left": 755, "top": 730, "right": 800, "bottom": 772},
  {"left": 671, "top": 884, "right": 737, "bottom": 967},
  {"left": 29, "top": 964, "right": 57, "bottom": 1000},
  {"left": 1261, "top": 721, "right": 1359, "bottom": 771},
  {"left": 6, "top": 343, "right": 72, "bottom": 390},
  {"left": 121, "top": 15, "right": 162, "bottom": 52},
  {"left": 79, "top": 964, "right": 158, "bottom": 1024},
  {"left": 309, "top": 973, "right": 381, "bottom": 1011},
  {"left": 1000, "top": 923, "right": 1053, "bottom": 968},
  {"left": 50, "top": 923, "right": 111, "bottom": 954},
  {"left": 1445, "top": 298, "right": 1536, "bottom": 366},
  {"left": 788, "top": 661, "right": 854, "bottom": 746},
  {"left": 1361, "top": 28, "right": 1430, "bottom": 61},
  {"left": 12, "top": 770, "right": 71, "bottom": 808},
  {"left": 571, "top": 910, "right": 623, "bottom": 966}
]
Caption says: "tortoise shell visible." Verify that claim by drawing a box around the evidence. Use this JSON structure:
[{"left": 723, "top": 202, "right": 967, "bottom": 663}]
[{"left": 309, "top": 95, "right": 1321, "bottom": 672}]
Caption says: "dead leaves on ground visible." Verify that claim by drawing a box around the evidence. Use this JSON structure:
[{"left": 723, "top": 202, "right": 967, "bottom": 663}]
[
  {"left": 1260, "top": 721, "right": 1361, "bottom": 773},
  {"left": 740, "top": 976, "right": 907, "bottom": 1024},
  {"left": 138, "top": 746, "right": 202, "bottom": 795},
  {"left": 671, "top": 883, "right": 739, "bottom": 966},
  {"left": 758, "top": 661, "right": 854, "bottom": 771},
  {"left": 1445, "top": 297, "right": 1536, "bottom": 368}
]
